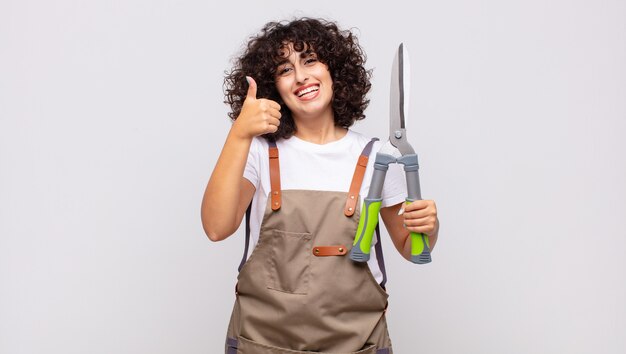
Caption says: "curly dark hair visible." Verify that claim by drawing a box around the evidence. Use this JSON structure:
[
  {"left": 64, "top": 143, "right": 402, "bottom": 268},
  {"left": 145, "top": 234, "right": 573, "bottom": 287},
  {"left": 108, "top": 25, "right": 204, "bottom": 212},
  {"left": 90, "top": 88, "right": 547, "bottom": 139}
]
[{"left": 224, "top": 17, "right": 372, "bottom": 141}]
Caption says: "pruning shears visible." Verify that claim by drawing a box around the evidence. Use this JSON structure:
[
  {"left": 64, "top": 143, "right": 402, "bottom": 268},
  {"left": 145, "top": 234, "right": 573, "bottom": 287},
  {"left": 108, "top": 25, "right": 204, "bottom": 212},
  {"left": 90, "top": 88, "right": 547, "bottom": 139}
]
[{"left": 350, "top": 43, "right": 432, "bottom": 265}]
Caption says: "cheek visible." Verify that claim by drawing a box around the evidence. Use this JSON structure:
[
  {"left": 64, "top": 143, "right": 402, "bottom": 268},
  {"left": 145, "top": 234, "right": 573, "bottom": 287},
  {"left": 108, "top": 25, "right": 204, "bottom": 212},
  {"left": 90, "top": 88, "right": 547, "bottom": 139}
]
[
  {"left": 275, "top": 82, "right": 291, "bottom": 100},
  {"left": 318, "top": 70, "right": 333, "bottom": 90}
]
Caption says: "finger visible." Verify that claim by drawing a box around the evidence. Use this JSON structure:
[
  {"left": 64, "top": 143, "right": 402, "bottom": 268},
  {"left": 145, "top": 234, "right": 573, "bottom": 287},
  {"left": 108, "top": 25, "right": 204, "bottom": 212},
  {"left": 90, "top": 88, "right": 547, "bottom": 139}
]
[
  {"left": 404, "top": 208, "right": 433, "bottom": 219},
  {"left": 265, "top": 122, "right": 279, "bottom": 133},
  {"left": 407, "top": 225, "right": 435, "bottom": 235},
  {"left": 405, "top": 201, "right": 436, "bottom": 216},
  {"left": 268, "top": 100, "right": 281, "bottom": 111},
  {"left": 404, "top": 200, "right": 430, "bottom": 211},
  {"left": 267, "top": 117, "right": 281, "bottom": 127},
  {"left": 246, "top": 76, "right": 257, "bottom": 100},
  {"left": 259, "top": 99, "right": 282, "bottom": 111},
  {"left": 404, "top": 217, "right": 437, "bottom": 235},
  {"left": 404, "top": 215, "right": 436, "bottom": 227},
  {"left": 268, "top": 108, "right": 282, "bottom": 119},
  {"left": 258, "top": 99, "right": 281, "bottom": 115}
]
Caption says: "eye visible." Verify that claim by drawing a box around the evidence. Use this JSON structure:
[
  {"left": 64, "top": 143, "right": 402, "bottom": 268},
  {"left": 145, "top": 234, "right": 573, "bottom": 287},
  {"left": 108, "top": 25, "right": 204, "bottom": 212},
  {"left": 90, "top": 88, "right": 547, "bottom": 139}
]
[
  {"left": 277, "top": 65, "right": 292, "bottom": 76},
  {"left": 304, "top": 54, "right": 318, "bottom": 65}
]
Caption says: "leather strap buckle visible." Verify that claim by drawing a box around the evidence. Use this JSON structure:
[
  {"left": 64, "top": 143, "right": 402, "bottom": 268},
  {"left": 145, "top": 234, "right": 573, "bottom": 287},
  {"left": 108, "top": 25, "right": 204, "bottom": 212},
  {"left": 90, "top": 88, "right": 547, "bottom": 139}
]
[{"left": 312, "top": 245, "right": 348, "bottom": 256}]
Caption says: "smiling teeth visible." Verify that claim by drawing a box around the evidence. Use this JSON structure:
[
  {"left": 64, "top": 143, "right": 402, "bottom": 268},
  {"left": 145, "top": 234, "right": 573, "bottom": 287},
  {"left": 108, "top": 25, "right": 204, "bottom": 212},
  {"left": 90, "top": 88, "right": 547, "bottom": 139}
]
[{"left": 297, "top": 86, "right": 318, "bottom": 97}]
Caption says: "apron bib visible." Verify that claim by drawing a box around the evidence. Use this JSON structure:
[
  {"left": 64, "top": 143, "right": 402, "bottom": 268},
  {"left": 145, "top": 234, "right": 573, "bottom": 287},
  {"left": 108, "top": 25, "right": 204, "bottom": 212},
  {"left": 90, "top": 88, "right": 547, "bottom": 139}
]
[{"left": 225, "top": 139, "right": 393, "bottom": 354}]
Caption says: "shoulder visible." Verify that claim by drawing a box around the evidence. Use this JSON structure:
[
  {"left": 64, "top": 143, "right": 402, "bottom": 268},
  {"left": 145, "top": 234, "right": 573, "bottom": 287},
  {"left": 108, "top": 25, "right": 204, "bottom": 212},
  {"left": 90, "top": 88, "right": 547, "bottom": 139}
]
[
  {"left": 249, "top": 136, "right": 270, "bottom": 157},
  {"left": 347, "top": 129, "right": 385, "bottom": 153},
  {"left": 346, "top": 129, "right": 376, "bottom": 146},
  {"left": 251, "top": 135, "right": 269, "bottom": 149},
  {"left": 245, "top": 137, "right": 271, "bottom": 172}
]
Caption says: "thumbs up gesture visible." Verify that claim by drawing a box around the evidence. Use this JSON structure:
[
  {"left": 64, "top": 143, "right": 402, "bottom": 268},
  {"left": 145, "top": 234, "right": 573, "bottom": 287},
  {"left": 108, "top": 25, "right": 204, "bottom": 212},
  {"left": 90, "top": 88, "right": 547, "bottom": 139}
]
[{"left": 232, "top": 76, "right": 282, "bottom": 139}]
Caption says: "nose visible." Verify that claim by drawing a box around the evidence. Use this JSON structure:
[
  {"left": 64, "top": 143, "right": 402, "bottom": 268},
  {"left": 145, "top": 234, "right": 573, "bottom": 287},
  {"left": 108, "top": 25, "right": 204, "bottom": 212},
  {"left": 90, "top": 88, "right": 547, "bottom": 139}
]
[{"left": 294, "top": 64, "right": 309, "bottom": 84}]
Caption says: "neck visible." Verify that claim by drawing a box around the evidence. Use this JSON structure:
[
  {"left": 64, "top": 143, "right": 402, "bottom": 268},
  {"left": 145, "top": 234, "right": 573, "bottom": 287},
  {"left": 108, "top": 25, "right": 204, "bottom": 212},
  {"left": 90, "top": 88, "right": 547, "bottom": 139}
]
[{"left": 292, "top": 113, "right": 347, "bottom": 145}]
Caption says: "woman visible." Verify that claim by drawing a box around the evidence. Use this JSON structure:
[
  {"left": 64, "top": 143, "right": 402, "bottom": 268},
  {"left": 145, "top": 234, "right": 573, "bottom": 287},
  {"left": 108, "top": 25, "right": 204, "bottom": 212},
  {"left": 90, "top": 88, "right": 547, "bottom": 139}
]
[{"left": 201, "top": 17, "right": 439, "bottom": 354}]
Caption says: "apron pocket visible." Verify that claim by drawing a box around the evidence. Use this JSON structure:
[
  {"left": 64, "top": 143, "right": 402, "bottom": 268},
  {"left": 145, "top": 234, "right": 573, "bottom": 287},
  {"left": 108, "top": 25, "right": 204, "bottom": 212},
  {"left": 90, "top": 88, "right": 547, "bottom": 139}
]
[
  {"left": 266, "top": 229, "right": 312, "bottom": 295},
  {"left": 237, "top": 335, "right": 378, "bottom": 354}
]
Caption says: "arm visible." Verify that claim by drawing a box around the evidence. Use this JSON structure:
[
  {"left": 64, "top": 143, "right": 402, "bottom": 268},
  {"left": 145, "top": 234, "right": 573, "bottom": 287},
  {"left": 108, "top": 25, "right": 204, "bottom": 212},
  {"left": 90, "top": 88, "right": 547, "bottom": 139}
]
[
  {"left": 380, "top": 200, "right": 439, "bottom": 262},
  {"left": 201, "top": 133, "right": 256, "bottom": 242},
  {"left": 201, "top": 77, "right": 281, "bottom": 242}
]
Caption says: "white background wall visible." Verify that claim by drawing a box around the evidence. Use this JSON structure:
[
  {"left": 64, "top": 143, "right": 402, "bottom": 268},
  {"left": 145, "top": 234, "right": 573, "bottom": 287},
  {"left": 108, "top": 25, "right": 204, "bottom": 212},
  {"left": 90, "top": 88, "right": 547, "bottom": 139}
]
[{"left": 1, "top": 1, "right": 625, "bottom": 353}]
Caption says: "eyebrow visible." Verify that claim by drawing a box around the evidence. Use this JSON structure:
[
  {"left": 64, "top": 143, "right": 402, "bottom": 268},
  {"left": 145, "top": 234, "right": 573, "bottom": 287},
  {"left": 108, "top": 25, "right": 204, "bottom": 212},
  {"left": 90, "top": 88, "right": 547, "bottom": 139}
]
[
  {"left": 276, "top": 49, "right": 316, "bottom": 65},
  {"left": 301, "top": 49, "right": 315, "bottom": 58}
]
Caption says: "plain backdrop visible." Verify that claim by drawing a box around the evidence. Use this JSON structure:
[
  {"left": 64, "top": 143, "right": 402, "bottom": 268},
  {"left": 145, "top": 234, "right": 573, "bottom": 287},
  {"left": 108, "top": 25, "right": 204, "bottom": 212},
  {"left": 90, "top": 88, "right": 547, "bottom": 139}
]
[{"left": 1, "top": 0, "right": 625, "bottom": 353}]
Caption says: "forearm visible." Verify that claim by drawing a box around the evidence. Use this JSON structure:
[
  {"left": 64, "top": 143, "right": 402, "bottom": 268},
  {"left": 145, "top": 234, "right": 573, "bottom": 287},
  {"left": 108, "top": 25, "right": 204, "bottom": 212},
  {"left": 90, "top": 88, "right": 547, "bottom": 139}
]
[
  {"left": 201, "top": 130, "right": 252, "bottom": 241},
  {"left": 381, "top": 202, "right": 439, "bottom": 263}
]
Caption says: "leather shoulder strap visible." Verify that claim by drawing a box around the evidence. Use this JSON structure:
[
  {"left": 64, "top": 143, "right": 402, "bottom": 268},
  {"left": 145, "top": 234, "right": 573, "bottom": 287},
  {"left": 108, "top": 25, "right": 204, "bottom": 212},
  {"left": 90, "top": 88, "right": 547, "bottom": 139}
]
[
  {"left": 344, "top": 138, "right": 379, "bottom": 216},
  {"left": 268, "top": 141, "right": 281, "bottom": 211}
]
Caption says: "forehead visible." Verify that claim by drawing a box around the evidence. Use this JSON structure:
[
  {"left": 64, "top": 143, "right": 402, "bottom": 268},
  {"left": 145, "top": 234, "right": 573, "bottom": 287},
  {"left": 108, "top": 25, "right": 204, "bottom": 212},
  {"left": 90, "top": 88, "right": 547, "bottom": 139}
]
[{"left": 276, "top": 41, "right": 315, "bottom": 61}]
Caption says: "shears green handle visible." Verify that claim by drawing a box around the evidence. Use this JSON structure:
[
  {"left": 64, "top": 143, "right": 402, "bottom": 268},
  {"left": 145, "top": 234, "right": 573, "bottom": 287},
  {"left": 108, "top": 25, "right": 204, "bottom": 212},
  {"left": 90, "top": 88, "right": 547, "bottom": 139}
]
[
  {"left": 350, "top": 153, "right": 391, "bottom": 262},
  {"left": 350, "top": 198, "right": 382, "bottom": 262}
]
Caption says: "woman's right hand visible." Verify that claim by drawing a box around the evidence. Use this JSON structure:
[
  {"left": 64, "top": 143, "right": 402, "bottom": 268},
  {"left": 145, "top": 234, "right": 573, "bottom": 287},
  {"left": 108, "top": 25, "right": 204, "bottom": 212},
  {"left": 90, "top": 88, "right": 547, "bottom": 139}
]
[{"left": 231, "top": 76, "right": 282, "bottom": 139}]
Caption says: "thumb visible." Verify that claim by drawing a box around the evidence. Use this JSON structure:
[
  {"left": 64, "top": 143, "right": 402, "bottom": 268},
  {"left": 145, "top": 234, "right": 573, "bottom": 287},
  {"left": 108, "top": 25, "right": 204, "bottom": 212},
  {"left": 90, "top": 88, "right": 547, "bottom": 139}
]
[{"left": 245, "top": 76, "right": 257, "bottom": 100}]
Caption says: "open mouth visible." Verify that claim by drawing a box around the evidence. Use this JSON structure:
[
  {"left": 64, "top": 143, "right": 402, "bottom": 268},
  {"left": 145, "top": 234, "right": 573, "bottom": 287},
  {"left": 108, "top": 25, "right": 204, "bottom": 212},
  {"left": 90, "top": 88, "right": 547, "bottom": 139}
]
[{"left": 295, "top": 84, "right": 319, "bottom": 98}]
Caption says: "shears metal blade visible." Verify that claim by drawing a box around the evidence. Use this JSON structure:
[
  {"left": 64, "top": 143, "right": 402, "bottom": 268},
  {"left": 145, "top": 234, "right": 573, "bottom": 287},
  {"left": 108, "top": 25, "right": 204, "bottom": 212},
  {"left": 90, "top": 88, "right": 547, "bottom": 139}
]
[{"left": 389, "top": 43, "right": 415, "bottom": 155}]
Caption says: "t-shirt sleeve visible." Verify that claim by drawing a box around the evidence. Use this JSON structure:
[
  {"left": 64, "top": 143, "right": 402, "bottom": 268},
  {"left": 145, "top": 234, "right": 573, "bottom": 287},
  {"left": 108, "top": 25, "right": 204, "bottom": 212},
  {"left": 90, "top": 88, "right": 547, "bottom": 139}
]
[
  {"left": 381, "top": 162, "right": 407, "bottom": 208},
  {"left": 243, "top": 137, "right": 260, "bottom": 189}
]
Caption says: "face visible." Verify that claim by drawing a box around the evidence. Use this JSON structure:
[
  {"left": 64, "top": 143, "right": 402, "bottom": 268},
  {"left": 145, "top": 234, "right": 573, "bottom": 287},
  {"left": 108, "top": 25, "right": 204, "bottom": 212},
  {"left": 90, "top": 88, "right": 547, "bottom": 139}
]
[{"left": 274, "top": 43, "right": 334, "bottom": 121}]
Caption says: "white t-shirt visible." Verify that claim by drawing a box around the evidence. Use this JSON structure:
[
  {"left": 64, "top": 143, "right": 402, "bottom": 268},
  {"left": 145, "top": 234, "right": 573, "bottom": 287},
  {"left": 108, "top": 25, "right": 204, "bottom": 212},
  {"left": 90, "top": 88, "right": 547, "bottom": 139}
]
[{"left": 243, "top": 129, "right": 407, "bottom": 284}]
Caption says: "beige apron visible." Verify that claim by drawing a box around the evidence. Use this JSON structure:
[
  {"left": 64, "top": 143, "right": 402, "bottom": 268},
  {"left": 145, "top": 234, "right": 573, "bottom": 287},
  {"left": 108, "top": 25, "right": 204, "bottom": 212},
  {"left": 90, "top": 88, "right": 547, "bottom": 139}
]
[{"left": 225, "top": 139, "right": 393, "bottom": 354}]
